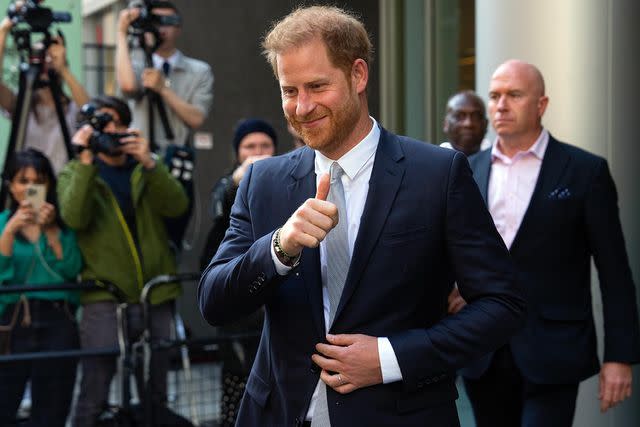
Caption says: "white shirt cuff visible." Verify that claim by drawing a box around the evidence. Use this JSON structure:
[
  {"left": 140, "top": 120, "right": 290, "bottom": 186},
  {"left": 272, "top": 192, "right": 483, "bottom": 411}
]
[
  {"left": 270, "top": 232, "right": 293, "bottom": 276},
  {"left": 378, "top": 337, "right": 403, "bottom": 383}
]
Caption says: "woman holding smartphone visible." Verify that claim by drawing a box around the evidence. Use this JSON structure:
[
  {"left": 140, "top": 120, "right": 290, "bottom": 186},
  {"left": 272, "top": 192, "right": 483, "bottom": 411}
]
[{"left": 0, "top": 148, "right": 82, "bottom": 427}]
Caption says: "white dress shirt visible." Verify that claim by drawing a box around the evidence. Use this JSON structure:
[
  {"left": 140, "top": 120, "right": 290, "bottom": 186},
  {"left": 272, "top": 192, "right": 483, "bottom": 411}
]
[
  {"left": 439, "top": 139, "right": 492, "bottom": 152},
  {"left": 270, "top": 118, "right": 402, "bottom": 419},
  {"left": 488, "top": 129, "right": 549, "bottom": 248},
  {"left": 152, "top": 51, "right": 180, "bottom": 72}
]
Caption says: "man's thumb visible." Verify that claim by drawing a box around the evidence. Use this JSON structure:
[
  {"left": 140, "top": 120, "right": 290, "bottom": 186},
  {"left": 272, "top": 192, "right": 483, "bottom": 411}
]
[{"left": 315, "top": 173, "right": 330, "bottom": 200}]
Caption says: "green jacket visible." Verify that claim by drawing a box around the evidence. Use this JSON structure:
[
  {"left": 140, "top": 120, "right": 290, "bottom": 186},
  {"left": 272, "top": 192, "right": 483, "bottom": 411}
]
[
  {"left": 57, "top": 159, "right": 188, "bottom": 305},
  {"left": 0, "top": 210, "right": 83, "bottom": 315}
]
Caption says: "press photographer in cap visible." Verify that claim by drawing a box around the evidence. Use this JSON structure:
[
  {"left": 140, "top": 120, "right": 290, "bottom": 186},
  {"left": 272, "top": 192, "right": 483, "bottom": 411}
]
[{"left": 56, "top": 95, "right": 188, "bottom": 426}]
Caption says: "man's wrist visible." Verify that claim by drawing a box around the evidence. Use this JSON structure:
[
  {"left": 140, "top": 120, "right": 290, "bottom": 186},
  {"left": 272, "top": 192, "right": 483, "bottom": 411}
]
[
  {"left": 141, "top": 155, "right": 156, "bottom": 170},
  {"left": 78, "top": 149, "right": 93, "bottom": 165},
  {"left": 273, "top": 228, "right": 300, "bottom": 267}
]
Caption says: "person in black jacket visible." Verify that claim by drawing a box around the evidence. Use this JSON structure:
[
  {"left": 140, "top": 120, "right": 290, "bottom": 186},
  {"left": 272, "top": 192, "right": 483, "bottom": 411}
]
[
  {"left": 458, "top": 59, "right": 640, "bottom": 427},
  {"left": 200, "top": 118, "right": 277, "bottom": 426}
]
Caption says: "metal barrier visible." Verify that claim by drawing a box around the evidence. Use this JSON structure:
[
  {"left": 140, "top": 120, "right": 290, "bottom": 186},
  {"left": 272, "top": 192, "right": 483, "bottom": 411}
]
[
  {"left": 0, "top": 281, "right": 121, "bottom": 365},
  {"left": 0, "top": 275, "right": 261, "bottom": 426}
]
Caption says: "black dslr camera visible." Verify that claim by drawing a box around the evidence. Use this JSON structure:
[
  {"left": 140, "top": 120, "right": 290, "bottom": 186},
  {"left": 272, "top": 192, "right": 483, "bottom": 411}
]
[
  {"left": 78, "top": 104, "right": 134, "bottom": 157},
  {"left": 7, "top": 0, "right": 71, "bottom": 33},
  {"left": 128, "top": 1, "right": 180, "bottom": 51}
]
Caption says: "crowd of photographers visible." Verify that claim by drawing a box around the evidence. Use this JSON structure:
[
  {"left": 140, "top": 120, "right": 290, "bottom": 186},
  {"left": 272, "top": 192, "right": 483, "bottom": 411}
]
[{"left": 0, "top": 1, "right": 258, "bottom": 426}]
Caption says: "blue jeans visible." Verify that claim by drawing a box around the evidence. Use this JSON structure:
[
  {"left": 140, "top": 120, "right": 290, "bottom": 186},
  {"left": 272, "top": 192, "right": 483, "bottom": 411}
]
[{"left": 0, "top": 299, "right": 79, "bottom": 427}]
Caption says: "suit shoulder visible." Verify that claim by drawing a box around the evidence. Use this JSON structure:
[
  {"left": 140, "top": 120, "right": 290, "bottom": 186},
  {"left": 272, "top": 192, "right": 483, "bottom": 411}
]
[
  {"left": 394, "top": 134, "right": 457, "bottom": 163},
  {"left": 467, "top": 147, "right": 491, "bottom": 169},
  {"left": 552, "top": 138, "right": 607, "bottom": 168},
  {"left": 181, "top": 54, "right": 213, "bottom": 75},
  {"left": 249, "top": 148, "right": 303, "bottom": 178}
]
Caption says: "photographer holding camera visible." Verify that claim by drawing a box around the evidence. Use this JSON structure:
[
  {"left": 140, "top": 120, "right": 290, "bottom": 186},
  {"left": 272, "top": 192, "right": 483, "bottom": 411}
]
[
  {"left": 57, "top": 95, "right": 188, "bottom": 426},
  {"left": 0, "top": 11, "right": 89, "bottom": 174},
  {"left": 115, "top": 1, "right": 213, "bottom": 154}
]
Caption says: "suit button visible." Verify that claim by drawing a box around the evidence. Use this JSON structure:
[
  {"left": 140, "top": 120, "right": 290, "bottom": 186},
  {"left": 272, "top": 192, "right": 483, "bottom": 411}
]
[
  {"left": 310, "top": 363, "right": 320, "bottom": 374},
  {"left": 294, "top": 417, "right": 302, "bottom": 426}
]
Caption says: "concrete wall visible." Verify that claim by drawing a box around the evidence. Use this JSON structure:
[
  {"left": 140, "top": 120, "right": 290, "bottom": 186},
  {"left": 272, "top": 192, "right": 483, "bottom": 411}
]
[{"left": 476, "top": 1, "right": 640, "bottom": 425}]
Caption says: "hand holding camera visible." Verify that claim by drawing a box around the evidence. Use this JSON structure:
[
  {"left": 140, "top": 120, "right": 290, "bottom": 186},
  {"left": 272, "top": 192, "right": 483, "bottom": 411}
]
[
  {"left": 73, "top": 103, "right": 154, "bottom": 168},
  {"left": 73, "top": 104, "right": 135, "bottom": 159},
  {"left": 118, "top": 129, "right": 156, "bottom": 170},
  {"left": 0, "top": 16, "right": 13, "bottom": 35},
  {"left": 46, "top": 35, "right": 67, "bottom": 73},
  {"left": 117, "top": 7, "right": 140, "bottom": 36}
]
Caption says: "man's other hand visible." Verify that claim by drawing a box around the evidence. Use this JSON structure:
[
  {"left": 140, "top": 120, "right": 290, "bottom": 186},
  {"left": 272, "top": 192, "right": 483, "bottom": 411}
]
[
  {"left": 447, "top": 286, "right": 467, "bottom": 314},
  {"left": 312, "top": 334, "right": 383, "bottom": 394},
  {"left": 599, "top": 362, "right": 632, "bottom": 412}
]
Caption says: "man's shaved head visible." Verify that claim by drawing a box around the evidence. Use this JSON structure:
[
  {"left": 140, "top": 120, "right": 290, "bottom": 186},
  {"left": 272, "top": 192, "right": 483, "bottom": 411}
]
[{"left": 493, "top": 60, "right": 546, "bottom": 97}]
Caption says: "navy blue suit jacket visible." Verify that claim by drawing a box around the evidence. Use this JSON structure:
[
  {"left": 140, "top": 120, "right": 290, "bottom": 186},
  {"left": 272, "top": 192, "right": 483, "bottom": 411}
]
[
  {"left": 198, "top": 128, "right": 525, "bottom": 426},
  {"left": 464, "top": 136, "right": 640, "bottom": 384}
]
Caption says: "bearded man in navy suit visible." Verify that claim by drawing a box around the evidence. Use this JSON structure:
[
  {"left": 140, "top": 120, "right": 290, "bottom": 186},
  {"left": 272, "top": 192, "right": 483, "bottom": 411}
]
[
  {"left": 455, "top": 59, "right": 640, "bottom": 427},
  {"left": 198, "top": 7, "right": 525, "bottom": 426}
]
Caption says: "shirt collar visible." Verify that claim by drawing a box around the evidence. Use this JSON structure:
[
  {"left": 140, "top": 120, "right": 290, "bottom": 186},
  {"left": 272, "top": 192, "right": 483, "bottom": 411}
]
[
  {"left": 314, "top": 117, "right": 380, "bottom": 180},
  {"left": 152, "top": 50, "right": 183, "bottom": 71},
  {"left": 491, "top": 128, "right": 549, "bottom": 162}
]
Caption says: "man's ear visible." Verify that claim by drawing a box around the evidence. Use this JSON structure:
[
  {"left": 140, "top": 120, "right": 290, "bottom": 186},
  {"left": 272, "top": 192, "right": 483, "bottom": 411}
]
[
  {"left": 351, "top": 59, "right": 368, "bottom": 94},
  {"left": 443, "top": 117, "right": 450, "bottom": 134}
]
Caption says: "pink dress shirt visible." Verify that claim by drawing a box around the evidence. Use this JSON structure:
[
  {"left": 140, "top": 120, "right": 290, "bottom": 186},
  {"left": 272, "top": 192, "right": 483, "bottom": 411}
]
[{"left": 488, "top": 129, "right": 549, "bottom": 249}]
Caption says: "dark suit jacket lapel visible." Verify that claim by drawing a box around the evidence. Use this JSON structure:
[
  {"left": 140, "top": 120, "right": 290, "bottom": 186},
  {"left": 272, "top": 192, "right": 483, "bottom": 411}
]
[
  {"left": 473, "top": 149, "right": 492, "bottom": 203},
  {"left": 332, "top": 128, "right": 405, "bottom": 325},
  {"left": 510, "top": 135, "right": 570, "bottom": 252},
  {"left": 287, "top": 147, "right": 325, "bottom": 337}
]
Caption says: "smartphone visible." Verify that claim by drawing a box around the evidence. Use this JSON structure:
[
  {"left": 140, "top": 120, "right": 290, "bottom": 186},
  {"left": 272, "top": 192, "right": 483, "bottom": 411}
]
[{"left": 25, "top": 184, "right": 47, "bottom": 221}]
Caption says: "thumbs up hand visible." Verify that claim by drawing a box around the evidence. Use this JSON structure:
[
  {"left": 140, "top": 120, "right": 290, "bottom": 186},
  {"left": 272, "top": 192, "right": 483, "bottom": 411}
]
[{"left": 278, "top": 173, "right": 339, "bottom": 257}]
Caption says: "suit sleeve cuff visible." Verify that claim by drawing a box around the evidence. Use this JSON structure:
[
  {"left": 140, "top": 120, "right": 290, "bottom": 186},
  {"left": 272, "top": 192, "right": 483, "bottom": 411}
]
[{"left": 378, "top": 337, "right": 403, "bottom": 383}]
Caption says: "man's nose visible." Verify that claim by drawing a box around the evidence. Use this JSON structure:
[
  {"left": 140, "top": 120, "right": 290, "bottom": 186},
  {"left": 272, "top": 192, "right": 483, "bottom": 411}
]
[
  {"left": 496, "top": 95, "right": 508, "bottom": 110},
  {"left": 296, "top": 91, "right": 315, "bottom": 117}
]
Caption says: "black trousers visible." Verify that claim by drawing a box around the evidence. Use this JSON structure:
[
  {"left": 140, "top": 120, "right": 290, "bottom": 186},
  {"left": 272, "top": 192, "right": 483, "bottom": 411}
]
[
  {"left": 0, "top": 300, "right": 79, "bottom": 427},
  {"left": 463, "top": 346, "right": 579, "bottom": 427}
]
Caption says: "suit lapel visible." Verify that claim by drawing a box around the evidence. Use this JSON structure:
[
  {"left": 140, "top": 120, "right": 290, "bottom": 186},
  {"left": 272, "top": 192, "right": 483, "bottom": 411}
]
[
  {"left": 473, "top": 149, "right": 492, "bottom": 203},
  {"left": 332, "top": 129, "right": 405, "bottom": 326},
  {"left": 287, "top": 147, "right": 325, "bottom": 337},
  {"left": 510, "top": 136, "right": 569, "bottom": 252}
]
